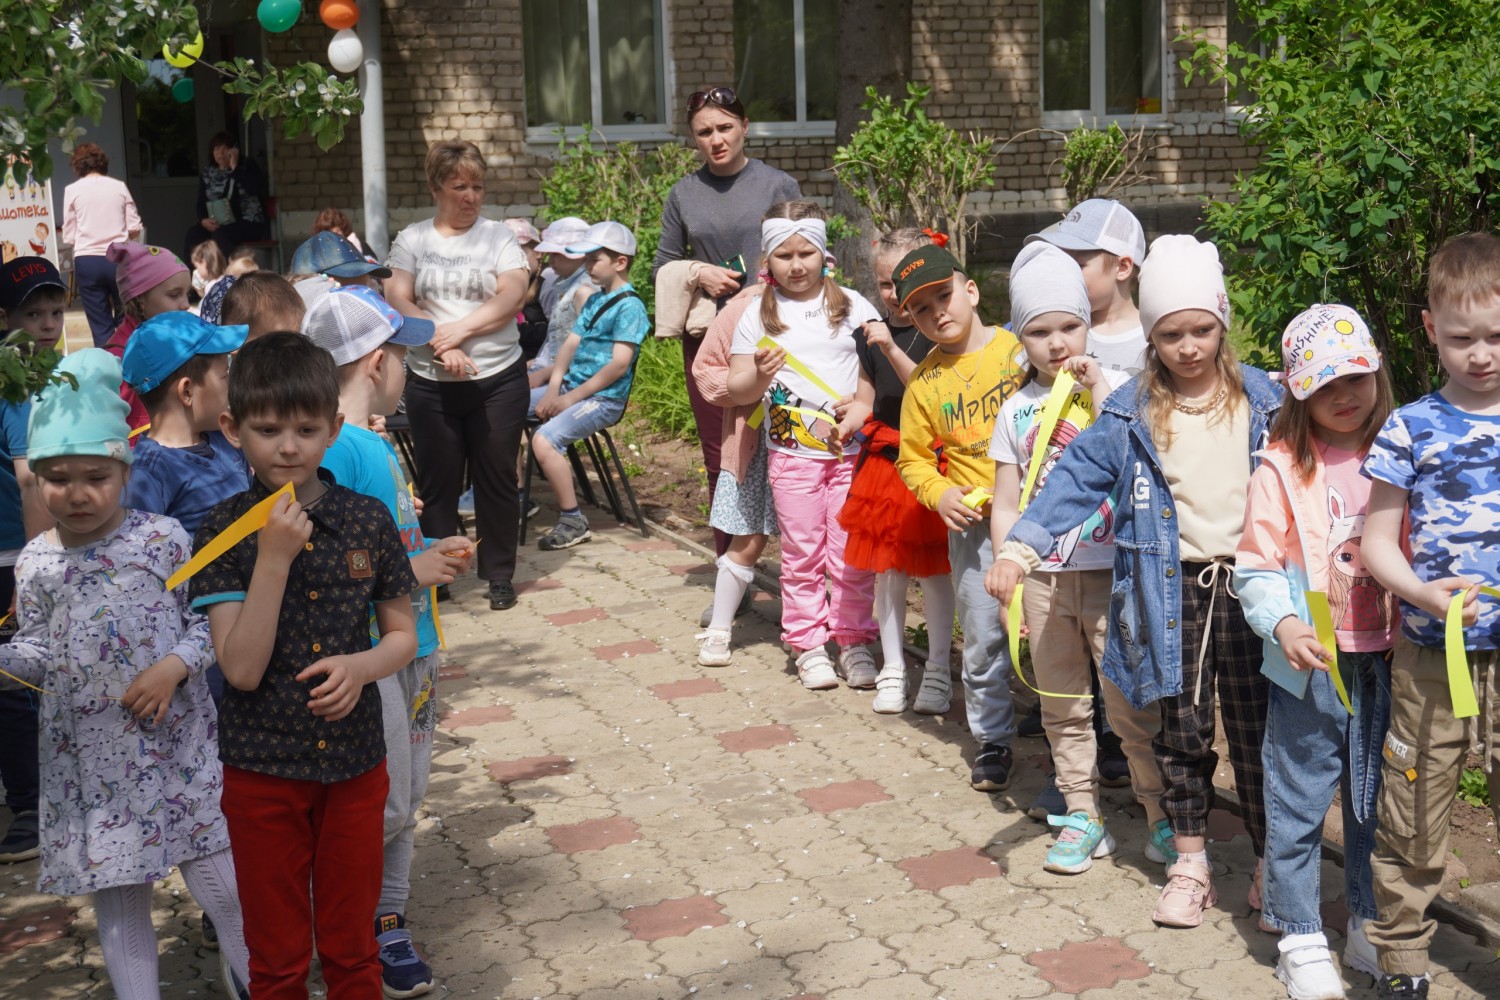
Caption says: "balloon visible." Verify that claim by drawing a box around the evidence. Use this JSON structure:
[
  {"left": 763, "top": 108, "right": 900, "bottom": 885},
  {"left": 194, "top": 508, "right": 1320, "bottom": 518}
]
[
  {"left": 170, "top": 78, "right": 195, "bottom": 103},
  {"left": 256, "top": 0, "right": 302, "bottom": 33},
  {"left": 162, "top": 32, "right": 204, "bottom": 69},
  {"left": 327, "top": 28, "right": 363, "bottom": 74},
  {"left": 320, "top": 0, "right": 359, "bottom": 31}
]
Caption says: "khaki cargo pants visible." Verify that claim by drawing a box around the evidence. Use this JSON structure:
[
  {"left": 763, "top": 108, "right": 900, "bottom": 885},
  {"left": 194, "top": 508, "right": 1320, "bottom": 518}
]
[{"left": 1366, "top": 638, "right": 1500, "bottom": 975}]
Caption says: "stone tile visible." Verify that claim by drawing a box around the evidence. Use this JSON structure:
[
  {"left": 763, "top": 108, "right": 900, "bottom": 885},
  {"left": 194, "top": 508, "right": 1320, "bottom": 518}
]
[
  {"left": 548, "top": 608, "right": 610, "bottom": 626},
  {"left": 440, "top": 704, "right": 515, "bottom": 729},
  {"left": 593, "top": 639, "right": 662, "bottom": 661},
  {"left": 650, "top": 677, "right": 726, "bottom": 700},
  {"left": 668, "top": 563, "right": 715, "bottom": 576},
  {"left": 0, "top": 904, "right": 75, "bottom": 954},
  {"left": 622, "top": 894, "right": 728, "bottom": 942},
  {"left": 489, "top": 754, "right": 573, "bottom": 783},
  {"left": 623, "top": 541, "right": 677, "bottom": 552},
  {"left": 547, "top": 816, "right": 642, "bottom": 854},
  {"left": 1206, "top": 807, "right": 1247, "bottom": 843},
  {"left": 1025, "top": 936, "right": 1152, "bottom": 992},
  {"left": 796, "top": 779, "right": 892, "bottom": 814},
  {"left": 898, "top": 846, "right": 1006, "bottom": 891},
  {"left": 717, "top": 724, "right": 799, "bottom": 753},
  {"left": 516, "top": 576, "right": 562, "bottom": 593},
  {"left": 437, "top": 662, "right": 468, "bottom": 680}
]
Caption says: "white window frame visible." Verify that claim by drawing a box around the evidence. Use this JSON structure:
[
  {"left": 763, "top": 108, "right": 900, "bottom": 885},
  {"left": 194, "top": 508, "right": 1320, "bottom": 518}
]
[
  {"left": 739, "top": 0, "right": 836, "bottom": 140},
  {"left": 1039, "top": 0, "right": 1168, "bottom": 129},
  {"left": 523, "top": 0, "right": 675, "bottom": 144}
]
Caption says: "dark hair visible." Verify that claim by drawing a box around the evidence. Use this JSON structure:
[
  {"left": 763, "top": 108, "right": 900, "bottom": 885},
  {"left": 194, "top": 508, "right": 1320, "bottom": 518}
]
[
  {"left": 220, "top": 272, "right": 306, "bottom": 329},
  {"left": 311, "top": 207, "right": 353, "bottom": 237},
  {"left": 140, "top": 353, "right": 220, "bottom": 413},
  {"left": 208, "top": 131, "right": 238, "bottom": 155},
  {"left": 228, "top": 332, "right": 339, "bottom": 423},
  {"left": 70, "top": 142, "right": 109, "bottom": 177},
  {"left": 687, "top": 86, "right": 747, "bottom": 125}
]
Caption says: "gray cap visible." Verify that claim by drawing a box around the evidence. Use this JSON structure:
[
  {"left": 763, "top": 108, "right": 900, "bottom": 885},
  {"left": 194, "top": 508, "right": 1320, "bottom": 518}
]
[{"left": 1025, "top": 199, "right": 1147, "bottom": 264}]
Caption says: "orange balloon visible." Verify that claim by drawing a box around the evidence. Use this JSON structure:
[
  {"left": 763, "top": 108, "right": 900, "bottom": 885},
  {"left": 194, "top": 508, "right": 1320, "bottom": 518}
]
[{"left": 320, "top": 0, "right": 359, "bottom": 30}]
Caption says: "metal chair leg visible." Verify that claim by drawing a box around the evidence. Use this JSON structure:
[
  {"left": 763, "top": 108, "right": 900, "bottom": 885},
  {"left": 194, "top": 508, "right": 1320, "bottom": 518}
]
[
  {"left": 519, "top": 426, "right": 536, "bottom": 545},
  {"left": 581, "top": 434, "right": 625, "bottom": 522},
  {"left": 596, "top": 428, "right": 650, "bottom": 538}
]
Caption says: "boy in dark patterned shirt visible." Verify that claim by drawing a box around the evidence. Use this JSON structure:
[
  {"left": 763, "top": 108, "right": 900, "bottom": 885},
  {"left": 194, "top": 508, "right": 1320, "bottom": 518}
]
[{"left": 191, "top": 332, "right": 419, "bottom": 998}]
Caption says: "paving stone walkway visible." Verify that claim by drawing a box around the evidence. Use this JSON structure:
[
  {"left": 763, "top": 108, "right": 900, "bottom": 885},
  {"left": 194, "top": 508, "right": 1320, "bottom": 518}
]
[{"left": 2, "top": 520, "right": 1498, "bottom": 998}]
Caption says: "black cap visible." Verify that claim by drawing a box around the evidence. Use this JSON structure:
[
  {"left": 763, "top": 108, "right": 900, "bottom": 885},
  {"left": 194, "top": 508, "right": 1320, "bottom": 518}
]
[
  {"left": 893, "top": 246, "right": 963, "bottom": 307},
  {"left": 0, "top": 257, "right": 65, "bottom": 312}
]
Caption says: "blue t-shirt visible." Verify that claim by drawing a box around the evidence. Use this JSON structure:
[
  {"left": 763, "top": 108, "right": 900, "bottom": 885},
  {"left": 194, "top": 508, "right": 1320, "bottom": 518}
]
[
  {"left": 322, "top": 424, "right": 439, "bottom": 657},
  {"left": 0, "top": 400, "right": 29, "bottom": 553},
  {"left": 563, "top": 284, "right": 650, "bottom": 402},
  {"left": 1363, "top": 391, "right": 1500, "bottom": 649},
  {"left": 123, "top": 432, "right": 251, "bottom": 535}
]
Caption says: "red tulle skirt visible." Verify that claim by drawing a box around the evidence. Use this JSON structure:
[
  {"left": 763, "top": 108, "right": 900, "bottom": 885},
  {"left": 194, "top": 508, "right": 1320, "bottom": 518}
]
[{"left": 838, "top": 419, "right": 951, "bottom": 577}]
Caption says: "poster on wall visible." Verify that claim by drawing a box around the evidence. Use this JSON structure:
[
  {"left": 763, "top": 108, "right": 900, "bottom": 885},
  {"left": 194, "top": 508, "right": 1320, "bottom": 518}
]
[{"left": 0, "top": 157, "right": 58, "bottom": 268}]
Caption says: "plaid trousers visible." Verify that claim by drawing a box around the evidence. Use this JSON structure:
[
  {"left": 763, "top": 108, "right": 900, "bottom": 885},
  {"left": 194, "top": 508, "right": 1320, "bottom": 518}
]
[{"left": 1153, "top": 560, "right": 1270, "bottom": 855}]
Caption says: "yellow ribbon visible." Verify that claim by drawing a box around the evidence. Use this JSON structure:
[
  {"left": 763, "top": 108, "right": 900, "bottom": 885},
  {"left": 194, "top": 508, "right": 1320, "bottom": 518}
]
[
  {"left": 749, "top": 336, "right": 846, "bottom": 432},
  {"left": 129, "top": 423, "right": 151, "bottom": 440},
  {"left": 164, "top": 482, "right": 295, "bottom": 591},
  {"left": 407, "top": 480, "right": 448, "bottom": 651},
  {"left": 1303, "top": 591, "right": 1353, "bottom": 716},
  {"left": 1445, "top": 585, "right": 1500, "bottom": 719}
]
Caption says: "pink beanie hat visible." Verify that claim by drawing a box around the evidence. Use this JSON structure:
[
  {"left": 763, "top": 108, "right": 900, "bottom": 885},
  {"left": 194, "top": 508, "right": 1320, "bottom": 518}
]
[{"left": 106, "top": 242, "right": 189, "bottom": 303}]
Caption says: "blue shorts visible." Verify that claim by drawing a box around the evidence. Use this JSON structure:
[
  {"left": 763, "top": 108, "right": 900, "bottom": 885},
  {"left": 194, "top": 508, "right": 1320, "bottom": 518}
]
[{"left": 529, "top": 385, "right": 626, "bottom": 452}]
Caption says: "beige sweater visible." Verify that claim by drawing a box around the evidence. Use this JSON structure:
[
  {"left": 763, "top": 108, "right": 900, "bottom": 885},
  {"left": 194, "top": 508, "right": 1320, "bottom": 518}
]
[{"left": 653, "top": 259, "right": 717, "bottom": 340}]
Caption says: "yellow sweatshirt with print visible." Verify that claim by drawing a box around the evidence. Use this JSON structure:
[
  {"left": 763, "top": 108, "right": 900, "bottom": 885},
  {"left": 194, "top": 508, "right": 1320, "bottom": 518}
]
[{"left": 897, "top": 326, "right": 1026, "bottom": 511}]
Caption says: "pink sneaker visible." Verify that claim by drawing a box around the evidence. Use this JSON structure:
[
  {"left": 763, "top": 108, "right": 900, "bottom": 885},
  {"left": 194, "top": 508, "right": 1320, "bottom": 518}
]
[{"left": 1152, "top": 859, "right": 1218, "bottom": 928}]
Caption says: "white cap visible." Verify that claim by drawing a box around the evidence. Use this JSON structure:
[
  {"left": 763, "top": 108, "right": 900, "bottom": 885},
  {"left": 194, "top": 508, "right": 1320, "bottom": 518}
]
[
  {"left": 535, "top": 216, "right": 591, "bottom": 257},
  {"left": 1025, "top": 198, "right": 1147, "bottom": 265},
  {"left": 566, "top": 220, "right": 637, "bottom": 257},
  {"left": 1137, "top": 235, "right": 1231, "bottom": 337}
]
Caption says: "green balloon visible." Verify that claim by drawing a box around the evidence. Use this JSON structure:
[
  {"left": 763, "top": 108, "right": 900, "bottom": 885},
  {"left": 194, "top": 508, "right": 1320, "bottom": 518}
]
[
  {"left": 170, "top": 78, "right": 195, "bottom": 103},
  {"left": 257, "top": 0, "right": 302, "bottom": 33}
]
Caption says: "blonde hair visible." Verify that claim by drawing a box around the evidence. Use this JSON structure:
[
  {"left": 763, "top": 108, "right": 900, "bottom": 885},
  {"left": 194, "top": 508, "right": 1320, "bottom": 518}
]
[
  {"left": 425, "top": 139, "right": 486, "bottom": 192},
  {"left": 759, "top": 200, "right": 848, "bottom": 337},
  {"left": 1270, "top": 367, "right": 1395, "bottom": 482},
  {"left": 1428, "top": 231, "right": 1500, "bottom": 312},
  {"left": 874, "top": 227, "right": 933, "bottom": 261},
  {"left": 1139, "top": 318, "right": 1247, "bottom": 448},
  {"left": 191, "top": 240, "right": 225, "bottom": 280}
]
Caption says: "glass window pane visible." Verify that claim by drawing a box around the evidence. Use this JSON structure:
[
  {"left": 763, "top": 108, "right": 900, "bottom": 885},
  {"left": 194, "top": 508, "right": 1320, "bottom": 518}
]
[
  {"left": 1042, "top": 0, "right": 1091, "bottom": 113},
  {"left": 524, "top": 0, "right": 591, "bottom": 128},
  {"left": 734, "top": 0, "right": 797, "bottom": 122},
  {"left": 1105, "top": 0, "right": 1161, "bottom": 114},
  {"left": 599, "top": 0, "right": 663, "bottom": 125},
  {"left": 1226, "top": 0, "right": 1264, "bottom": 105},
  {"left": 135, "top": 62, "right": 200, "bottom": 177},
  {"left": 804, "top": 0, "right": 837, "bottom": 122}
]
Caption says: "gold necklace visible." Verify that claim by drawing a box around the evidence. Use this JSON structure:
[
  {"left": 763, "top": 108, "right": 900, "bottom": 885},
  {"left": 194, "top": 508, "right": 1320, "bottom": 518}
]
[{"left": 1172, "top": 383, "right": 1226, "bottom": 416}]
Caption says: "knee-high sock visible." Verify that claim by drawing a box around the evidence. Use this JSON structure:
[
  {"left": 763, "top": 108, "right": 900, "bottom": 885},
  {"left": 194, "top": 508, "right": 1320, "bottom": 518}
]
[
  {"left": 94, "top": 883, "right": 161, "bottom": 1000},
  {"left": 709, "top": 555, "right": 755, "bottom": 631},
  {"left": 180, "top": 848, "right": 251, "bottom": 988},
  {"left": 874, "top": 571, "right": 910, "bottom": 669},
  {"left": 919, "top": 573, "right": 956, "bottom": 665}
]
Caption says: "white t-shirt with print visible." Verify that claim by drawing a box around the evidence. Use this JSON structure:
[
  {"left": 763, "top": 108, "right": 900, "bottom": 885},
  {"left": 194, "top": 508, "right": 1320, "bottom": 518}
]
[
  {"left": 1088, "top": 324, "right": 1147, "bottom": 376},
  {"left": 386, "top": 218, "right": 530, "bottom": 381},
  {"left": 731, "top": 288, "right": 880, "bottom": 460}
]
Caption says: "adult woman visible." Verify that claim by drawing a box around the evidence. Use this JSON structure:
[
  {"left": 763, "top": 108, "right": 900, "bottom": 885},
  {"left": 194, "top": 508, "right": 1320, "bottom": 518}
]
[
  {"left": 60, "top": 143, "right": 141, "bottom": 346},
  {"left": 182, "top": 132, "right": 270, "bottom": 260},
  {"left": 385, "top": 140, "right": 532, "bottom": 611},
  {"left": 653, "top": 86, "right": 801, "bottom": 558}
]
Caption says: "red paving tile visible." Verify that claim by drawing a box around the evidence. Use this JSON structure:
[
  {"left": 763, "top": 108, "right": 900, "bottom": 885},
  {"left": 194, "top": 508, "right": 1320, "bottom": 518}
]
[
  {"left": 436, "top": 663, "right": 468, "bottom": 681},
  {"left": 1320, "top": 895, "right": 1352, "bottom": 932},
  {"left": 898, "top": 846, "right": 1005, "bottom": 891},
  {"left": 796, "top": 779, "right": 892, "bottom": 814},
  {"left": 0, "top": 904, "right": 75, "bottom": 954},
  {"left": 440, "top": 704, "right": 515, "bottom": 729},
  {"left": 547, "top": 816, "right": 641, "bottom": 854},
  {"left": 515, "top": 577, "right": 561, "bottom": 594},
  {"left": 488, "top": 754, "right": 572, "bottom": 784},
  {"left": 667, "top": 563, "right": 715, "bottom": 576},
  {"left": 593, "top": 639, "right": 661, "bottom": 660},
  {"left": 547, "top": 607, "right": 609, "bottom": 626},
  {"left": 1207, "top": 807, "right": 1248, "bottom": 843},
  {"left": 624, "top": 540, "right": 677, "bottom": 552},
  {"left": 1025, "top": 937, "right": 1151, "bottom": 992},
  {"left": 622, "top": 894, "right": 728, "bottom": 942},
  {"left": 651, "top": 677, "right": 726, "bottom": 700},
  {"left": 716, "top": 723, "right": 799, "bottom": 753}
]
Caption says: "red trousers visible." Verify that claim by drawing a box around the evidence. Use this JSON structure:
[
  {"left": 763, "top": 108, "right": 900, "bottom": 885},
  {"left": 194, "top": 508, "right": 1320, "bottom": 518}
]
[{"left": 222, "top": 763, "right": 388, "bottom": 999}]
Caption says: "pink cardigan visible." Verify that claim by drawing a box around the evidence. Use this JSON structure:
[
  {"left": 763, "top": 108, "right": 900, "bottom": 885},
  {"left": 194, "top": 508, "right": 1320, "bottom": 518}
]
[{"left": 690, "top": 295, "right": 760, "bottom": 481}]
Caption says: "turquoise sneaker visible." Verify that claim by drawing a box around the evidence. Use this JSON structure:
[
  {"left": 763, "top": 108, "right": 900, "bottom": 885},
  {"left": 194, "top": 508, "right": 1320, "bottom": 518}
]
[
  {"left": 1044, "top": 812, "right": 1116, "bottom": 874},
  {"left": 1146, "top": 818, "right": 1178, "bottom": 866}
]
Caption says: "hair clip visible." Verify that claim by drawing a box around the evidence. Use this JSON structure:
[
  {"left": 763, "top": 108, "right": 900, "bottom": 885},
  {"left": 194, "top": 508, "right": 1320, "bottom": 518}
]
[
  {"left": 923, "top": 227, "right": 950, "bottom": 249},
  {"left": 821, "top": 266, "right": 833, "bottom": 278},
  {"left": 757, "top": 268, "right": 778, "bottom": 287}
]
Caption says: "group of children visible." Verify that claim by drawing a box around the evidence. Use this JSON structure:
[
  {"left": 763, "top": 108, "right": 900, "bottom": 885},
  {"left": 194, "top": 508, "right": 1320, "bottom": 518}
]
[{"left": 693, "top": 196, "right": 1500, "bottom": 1000}]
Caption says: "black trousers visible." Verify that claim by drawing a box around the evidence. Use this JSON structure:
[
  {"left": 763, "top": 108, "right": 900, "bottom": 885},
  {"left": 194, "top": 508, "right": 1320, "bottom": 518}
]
[
  {"left": 403, "top": 362, "right": 528, "bottom": 585},
  {"left": 74, "top": 254, "right": 122, "bottom": 347},
  {"left": 0, "top": 567, "right": 39, "bottom": 813}
]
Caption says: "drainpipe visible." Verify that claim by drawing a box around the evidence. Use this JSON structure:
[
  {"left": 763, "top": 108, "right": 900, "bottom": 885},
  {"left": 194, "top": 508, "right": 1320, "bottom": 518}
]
[{"left": 357, "top": 0, "right": 388, "bottom": 259}]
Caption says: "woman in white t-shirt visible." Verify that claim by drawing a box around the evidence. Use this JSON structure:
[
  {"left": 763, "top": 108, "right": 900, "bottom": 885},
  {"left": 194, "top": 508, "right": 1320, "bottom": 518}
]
[{"left": 385, "top": 140, "right": 532, "bottom": 611}]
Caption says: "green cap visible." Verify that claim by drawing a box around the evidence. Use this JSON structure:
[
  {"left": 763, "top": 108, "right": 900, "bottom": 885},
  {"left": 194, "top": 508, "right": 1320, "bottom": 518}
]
[{"left": 893, "top": 245, "right": 963, "bottom": 307}]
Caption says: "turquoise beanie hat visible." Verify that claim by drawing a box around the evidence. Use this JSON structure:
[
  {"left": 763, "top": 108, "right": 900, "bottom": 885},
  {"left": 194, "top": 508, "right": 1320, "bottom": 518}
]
[{"left": 28, "top": 348, "right": 133, "bottom": 467}]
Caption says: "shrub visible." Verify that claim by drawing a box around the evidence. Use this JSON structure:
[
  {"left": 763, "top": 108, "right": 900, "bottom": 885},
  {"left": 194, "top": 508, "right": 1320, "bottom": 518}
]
[{"left": 1057, "top": 121, "right": 1154, "bottom": 207}]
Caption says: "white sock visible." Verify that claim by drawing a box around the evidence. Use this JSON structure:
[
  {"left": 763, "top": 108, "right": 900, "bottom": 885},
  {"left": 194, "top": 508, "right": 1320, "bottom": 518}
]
[
  {"left": 709, "top": 556, "right": 755, "bottom": 630},
  {"left": 919, "top": 574, "right": 956, "bottom": 665},
  {"left": 94, "top": 883, "right": 162, "bottom": 1000},
  {"left": 1179, "top": 849, "right": 1209, "bottom": 866},
  {"left": 874, "top": 571, "right": 909, "bottom": 669},
  {"left": 180, "top": 848, "right": 250, "bottom": 990}
]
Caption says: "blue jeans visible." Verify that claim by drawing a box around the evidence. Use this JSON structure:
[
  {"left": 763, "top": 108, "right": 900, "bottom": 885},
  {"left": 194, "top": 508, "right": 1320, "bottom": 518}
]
[
  {"left": 1262, "top": 649, "right": 1391, "bottom": 933},
  {"left": 948, "top": 524, "right": 1016, "bottom": 747},
  {"left": 528, "top": 385, "right": 626, "bottom": 453}
]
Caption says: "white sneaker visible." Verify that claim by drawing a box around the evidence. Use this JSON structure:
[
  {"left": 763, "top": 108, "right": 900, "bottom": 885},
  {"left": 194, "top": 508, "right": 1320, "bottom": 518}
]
[
  {"left": 871, "top": 661, "right": 908, "bottom": 714},
  {"left": 1343, "top": 915, "right": 1381, "bottom": 977},
  {"left": 696, "top": 628, "right": 732, "bottom": 667},
  {"left": 838, "top": 644, "right": 879, "bottom": 689},
  {"left": 795, "top": 648, "right": 839, "bottom": 690},
  {"left": 912, "top": 659, "right": 952, "bottom": 714},
  {"left": 1275, "top": 932, "right": 1346, "bottom": 1000}
]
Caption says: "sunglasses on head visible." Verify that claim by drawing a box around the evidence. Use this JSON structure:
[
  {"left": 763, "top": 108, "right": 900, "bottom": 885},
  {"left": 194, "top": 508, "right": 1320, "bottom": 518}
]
[{"left": 688, "top": 87, "right": 741, "bottom": 114}]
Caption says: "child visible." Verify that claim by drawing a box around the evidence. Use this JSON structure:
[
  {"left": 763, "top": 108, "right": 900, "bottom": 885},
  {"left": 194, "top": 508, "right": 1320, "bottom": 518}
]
[
  {"left": 219, "top": 271, "right": 307, "bottom": 339},
  {"left": 1360, "top": 232, "right": 1500, "bottom": 1000},
  {"left": 529, "top": 216, "right": 596, "bottom": 387},
  {"left": 225, "top": 247, "right": 259, "bottom": 279},
  {"left": 837, "top": 228, "right": 954, "bottom": 712},
  {"left": 103, "top": 241, "right": 193, "bottom": 430},
  {"left": 893, "top": 244, "right": 1027, "bottom": 789},
  {"left": 530, "top": 221, "right": 652, "bottom": 551},
  {"left": 191, "top": 239, "right": 228, "bottom": 304},
  {"left": 1027, "top": 198, "right": 1148, "bottom": 375},
  {"left": 305, "top": 285, "right": 473, "bottom": 998},
  {"left": 989, "top": 235, "right": 1281, "bottom": 926},
  {"left": 190, "top": 332, "right": 420, "bottom": 998},
  {"left": 0, "top": 349, "right": 250, "bottom": 998},
  {"left": 985, "top": 242, "right": 1165, "bottom": 873},
  {"left": 290, "top": 230, "right": 392, "bottom": 309},
  {"left": 727, "top": 202, "right": 879, "bottom": 689},
  {"left": 1235, "top": 305, "right": 1396, "bottom": 999}
]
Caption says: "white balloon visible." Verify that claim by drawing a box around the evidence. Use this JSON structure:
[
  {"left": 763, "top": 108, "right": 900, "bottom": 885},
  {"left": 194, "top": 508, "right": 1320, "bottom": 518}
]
[{"left": 327, "top": 28, "right": 363, "bottom": 74}]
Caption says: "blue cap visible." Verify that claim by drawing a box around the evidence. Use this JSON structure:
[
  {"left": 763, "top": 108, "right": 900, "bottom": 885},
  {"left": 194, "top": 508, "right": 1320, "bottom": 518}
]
[
  {"left": 302, "top": 285, "right": 434, "bottom": 366},
  {"left": 291, "top": 231, "right": 392, "bottom": 279},
  {"left": 121, "top": 311, "right": 249, "bottom": 393}
]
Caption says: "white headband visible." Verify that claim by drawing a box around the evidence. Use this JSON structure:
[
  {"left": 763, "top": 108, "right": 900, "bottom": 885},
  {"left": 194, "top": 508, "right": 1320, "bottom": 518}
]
[{"left": 761, "top": 218, "right": 828, "bottom": 258}]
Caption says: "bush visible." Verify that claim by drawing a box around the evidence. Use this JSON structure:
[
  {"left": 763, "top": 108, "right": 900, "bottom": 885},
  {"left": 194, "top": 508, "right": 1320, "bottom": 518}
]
[{"left": 1057, "top": 121, "right": 1154, "bottom": 207}]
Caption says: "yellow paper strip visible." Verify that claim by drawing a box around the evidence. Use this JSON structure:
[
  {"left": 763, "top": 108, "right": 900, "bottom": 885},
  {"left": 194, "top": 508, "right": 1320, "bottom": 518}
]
[
  {"left": 1018, "top": 371, "right": 1077, "bottom": 512},
  {"left": 1445, "top": 584, "right": 1500, "bottom": 719},
  {"left": 1008, "top": 586, "right": 1091, "bottom": 699},
  {"left": 756, "top": 335, "right": 843, "bottom": 400},
  {"left": 1303, "top": 590, "right": 1353, "bottom": 716},
  {"left": 129, "top": 423, "right": 151, "bottom": 440},
  {"left": 961, "top": 488, "right": 992, "bottom": 511},
  {"left": 164, "top": 482, "right": 295, "bottom": 591}
]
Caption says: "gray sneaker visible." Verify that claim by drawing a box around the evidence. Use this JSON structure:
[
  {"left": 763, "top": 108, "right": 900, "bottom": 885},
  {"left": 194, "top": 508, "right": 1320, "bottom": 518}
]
[{"left": 538, "top": 518, "right": 591, "bottom": 551}]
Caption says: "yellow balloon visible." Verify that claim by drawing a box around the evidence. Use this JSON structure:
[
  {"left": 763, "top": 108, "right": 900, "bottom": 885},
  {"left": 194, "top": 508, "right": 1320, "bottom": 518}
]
[{"left": 163, "top": 32, "right": 204, "bottom": 69}]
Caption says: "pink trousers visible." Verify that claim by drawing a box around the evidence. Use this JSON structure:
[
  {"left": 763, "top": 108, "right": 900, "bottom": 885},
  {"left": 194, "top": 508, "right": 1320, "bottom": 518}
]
[{"left": 767, "top": 451, "right": 877, "bottom": 651}]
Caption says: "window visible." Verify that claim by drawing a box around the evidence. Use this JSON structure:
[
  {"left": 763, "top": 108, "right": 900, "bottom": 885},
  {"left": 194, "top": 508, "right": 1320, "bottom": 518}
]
[
  {"left": 522, "top": 0, "right": 667, "bottom": 137},
  {"left": 1226, "top": 0, "right": 1269, "bottom": 107},
  {"left": 1041, "top": 0, "right": 1163, "bottom": 122},
  {"left": 733, "top": 0, "right": 836, "bottom": 136}
]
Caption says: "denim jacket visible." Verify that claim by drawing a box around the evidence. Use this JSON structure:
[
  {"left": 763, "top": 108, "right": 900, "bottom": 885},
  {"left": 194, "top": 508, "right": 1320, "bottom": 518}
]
[{"left": 1007, "top": 365, "right": 1282, "bottom": 709}]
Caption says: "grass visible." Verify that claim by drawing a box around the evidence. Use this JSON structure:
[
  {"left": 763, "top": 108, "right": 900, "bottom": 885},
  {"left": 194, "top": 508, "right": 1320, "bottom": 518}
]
[
  {"left": 628, "top": 338, "right": 698, "bottom": 441},
  {"left": 1458, "top": 768, "right": 1491, "bottom": 808}
]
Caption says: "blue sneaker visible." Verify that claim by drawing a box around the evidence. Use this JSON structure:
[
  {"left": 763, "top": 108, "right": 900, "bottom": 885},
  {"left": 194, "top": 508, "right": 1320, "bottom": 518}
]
[
  {"left": 1147, "top": 818, "right": 1178, "bottom": 866},
  {"left": 376, "top": 913, "right": 434, "bottom": 998},
  {"left": 1044, "top": 812, "right": 1116, "bottom": 874},
  {"left": 1026, "top": 772, "right": 1065, "bottom": 821}
]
